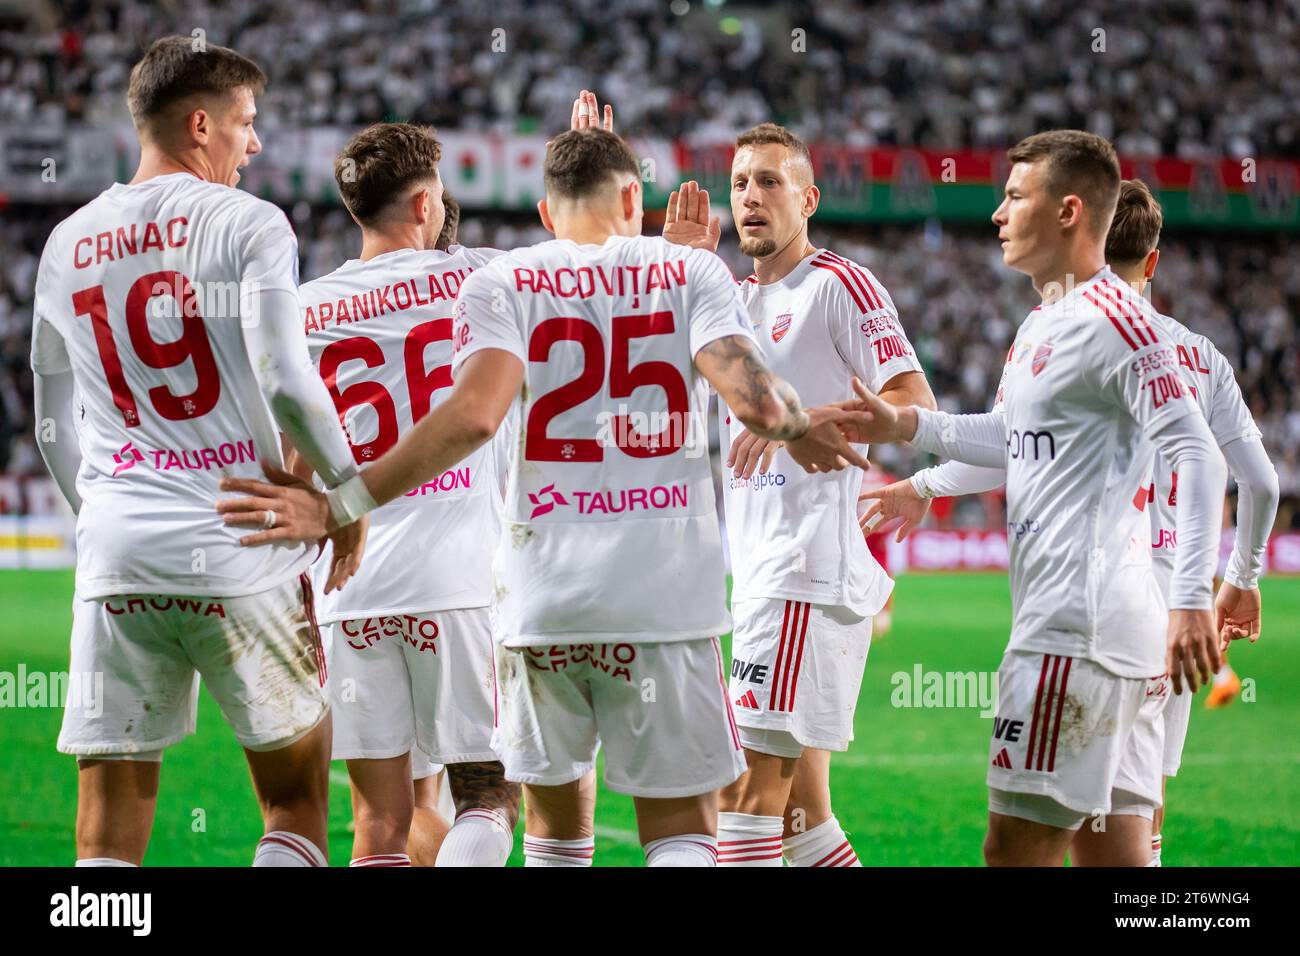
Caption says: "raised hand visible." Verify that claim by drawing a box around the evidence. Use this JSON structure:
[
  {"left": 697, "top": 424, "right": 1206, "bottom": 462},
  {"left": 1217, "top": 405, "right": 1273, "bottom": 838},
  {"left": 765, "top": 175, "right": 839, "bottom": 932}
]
[
  {"left": 570, "top": 89, "right": 614, "bottom": 132},
  {"left": 858, "top": 477, "right": 931, "bottom": 542},
  {"left": 664, "top": 180, "right": 721, "bottom": 252}
]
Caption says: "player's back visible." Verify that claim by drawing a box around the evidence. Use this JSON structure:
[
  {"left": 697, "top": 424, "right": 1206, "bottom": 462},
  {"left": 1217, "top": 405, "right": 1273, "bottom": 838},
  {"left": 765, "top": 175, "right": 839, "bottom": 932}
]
[
  {"left": 452, "top": 234, "right": 742, "bottom": 646},
  {"left": 299, "top": 246, "right": 503, "bottom": 622},
  {"left": 31, "top": 173, "right": 308, "bottom": 598},
  {"left": 1146, "top": 311, "right": 1258, "bottom": 587}
]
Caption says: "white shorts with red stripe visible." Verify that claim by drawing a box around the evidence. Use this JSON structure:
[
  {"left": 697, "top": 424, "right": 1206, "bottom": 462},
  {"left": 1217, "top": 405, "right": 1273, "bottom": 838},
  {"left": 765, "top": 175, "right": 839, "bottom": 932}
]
[
  {"left": 492, "top": 637, "right": 746, "bottom": 798},
  {"left": 987, "top": 650, "right": 1160, "bottom": 826},
  {"left": 728, "top": 598, "right": 871, "bottom": 753},
  {"left": 59, "top": 574, "right": 327, "bottom": 755},
  {"left": 324, "top": 606, "right": 497, "bottom": 765}
]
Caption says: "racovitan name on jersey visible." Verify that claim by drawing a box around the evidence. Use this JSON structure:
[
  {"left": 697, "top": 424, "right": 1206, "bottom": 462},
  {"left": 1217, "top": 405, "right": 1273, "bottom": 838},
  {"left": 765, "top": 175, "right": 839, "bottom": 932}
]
[{"left": 512, "top": 260, "right": 687, "bottom": 300}]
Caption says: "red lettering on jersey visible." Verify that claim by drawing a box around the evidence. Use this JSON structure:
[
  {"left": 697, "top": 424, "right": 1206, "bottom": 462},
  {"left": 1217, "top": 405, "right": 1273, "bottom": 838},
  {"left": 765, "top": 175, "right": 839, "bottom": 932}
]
[
  {"left": 644, "top": 262, "right": 663, "bottom": 291},
  {"left": 74, "top": 237, "right": 93, "bottom": 269},
  {"left": 140, "top": 221, "right": 164, "bottom": 253},
  {"left": 392, "top": 281, "right": 412, "bottom": 311},
  {"left": 335, "top": 298, "right": 351, "bottom": 325},
  {"left": 166, "top": 217, "right": 188, "bottom": 248},
  {"left": 95, "top": 231, "right": 114, "bottom": 263},
  {"left": 664, "top": 259, "right": 685, "bottom": 287},
  {"left": 303, "top": 306, "right": 320, "bottom": 334},
  {"left": 115, "top": 225, "right": 138, "bottom": 258},
  {"left": 515, "top": 268, "right": 536, "bottom": 293}
]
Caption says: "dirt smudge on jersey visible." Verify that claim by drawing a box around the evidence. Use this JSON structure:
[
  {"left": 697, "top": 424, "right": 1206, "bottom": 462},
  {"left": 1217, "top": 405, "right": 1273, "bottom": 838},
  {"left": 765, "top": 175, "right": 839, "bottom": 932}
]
[{"left": 509, "top": 523, "right": 535, "bottom": 550}]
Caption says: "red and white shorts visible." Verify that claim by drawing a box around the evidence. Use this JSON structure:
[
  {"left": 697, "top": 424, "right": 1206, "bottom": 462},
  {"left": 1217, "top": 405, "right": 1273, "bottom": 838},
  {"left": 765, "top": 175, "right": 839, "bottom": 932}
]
[
  {"left": 492, "top": 637, "right": 746, "bottom": 797},
  {"left": 987, "top": 650, "right": 1163, "bottom": 828},
  {"left": 728, "top": 598, "right": 871, "bottom": 755},
  {"left": 58, "top": 575, "right": 327, "bottom": 756},
  {"left": 324, "top": 607, "right": 497, "bottom": 766}
]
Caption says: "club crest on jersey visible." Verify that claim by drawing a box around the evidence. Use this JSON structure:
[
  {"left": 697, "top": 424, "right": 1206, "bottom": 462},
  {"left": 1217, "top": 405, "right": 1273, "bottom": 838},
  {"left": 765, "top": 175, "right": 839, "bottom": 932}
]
[
  {"left": 1032, "top": 341, "right": 1053, "bottom": 376},
  {"left": 771, "top": 312, "right": 793, "bottom": 342}
]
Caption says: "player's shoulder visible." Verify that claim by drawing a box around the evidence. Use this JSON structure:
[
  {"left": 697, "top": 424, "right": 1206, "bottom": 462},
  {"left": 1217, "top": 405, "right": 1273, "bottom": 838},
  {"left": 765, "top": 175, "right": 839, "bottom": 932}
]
[
  {"left": 1074, "top": 272, "right": 1164, "bottom": 355},
  {"left": 804, "top": 247, "right": 894, "bottom": 315}
]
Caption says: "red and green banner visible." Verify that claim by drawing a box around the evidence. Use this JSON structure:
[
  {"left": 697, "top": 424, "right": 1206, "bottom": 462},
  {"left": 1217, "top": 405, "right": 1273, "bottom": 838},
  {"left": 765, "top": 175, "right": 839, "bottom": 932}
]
[{"left": 670, "top": 144, "right": 1300, "bottom": 231}]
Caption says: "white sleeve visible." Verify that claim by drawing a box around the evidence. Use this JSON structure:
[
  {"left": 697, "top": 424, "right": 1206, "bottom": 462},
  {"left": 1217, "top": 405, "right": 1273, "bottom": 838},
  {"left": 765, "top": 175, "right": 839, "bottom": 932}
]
[
  {"left": 826, "top": 271, "right": 922, "bottom": 392},
  {"left": 1220, "top": 437, "right": 1279, "bottom": 590},
  {"left": 1149, "top": 412, "right": 1227, "bottom": 610},
  {"left": 687, "top": 250, "right": 755, "bottom": 357},
  {"left": 911, "top": 461, "right": 1006, "bottom": 499},
  {"left": 239, "top": 219, "right": 358, "bottom": 487},
  {"left": 1206, "top": 345, "right": 1262, "bottom": 447},
  {"left": 32, "top": 369, "right": 83, "bottom": 513},
  {"left": 910, "top": 407, "right": 1007, "bottom": 468},
  {"left": 450, "top": 265, "right": 526, "bottom": 373}
]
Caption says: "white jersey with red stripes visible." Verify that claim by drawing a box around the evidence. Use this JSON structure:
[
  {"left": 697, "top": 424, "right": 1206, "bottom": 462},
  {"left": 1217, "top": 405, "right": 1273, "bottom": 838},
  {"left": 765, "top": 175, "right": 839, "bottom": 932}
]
[
  {"left": 999, "top": 267, "right": 1205, "bottom": 677},
  {"left": 29, "top": 173, "right": 311, "bottom": 599},
  {"left": 1146, "top": 314, "right": 1259, "bottom": 588},
  {"left": 451, "top": 235, "right": 749, "bottom": 647},
  {"left": 300, "top": 246, "right": 504, "bottom": 622},
  {"left": 722, "top": 248, "right": 921, "bottom": 617}
]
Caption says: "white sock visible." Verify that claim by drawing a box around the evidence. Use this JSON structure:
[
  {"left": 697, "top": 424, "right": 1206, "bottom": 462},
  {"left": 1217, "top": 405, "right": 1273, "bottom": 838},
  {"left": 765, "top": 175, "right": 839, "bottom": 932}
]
[
  {"left": 253, "top": 830, "right": 326, "bottom": 867},
  {"left": 75, "top": 857, "right": 137, "bottom": 867},
  {"left": 644, "top": 834, "right": 717, "bottom": 867},
  {"left": 717, "top": 812, "right": 784, "bottom": 866},
  {"left": 1150, "top": 833, "right": 1162, "bottom": 867},
  {"left": 783, "top": 815, "right": 861, "bottom": 867},
  {"left": 523, "top": 834, "right": 594, "bottom": 867},
  {"left": 350, "top": 853, "right": 411, "bottom": 867},
  {"left": 436, "top": 808, "right": 514, "bottom": 867}
]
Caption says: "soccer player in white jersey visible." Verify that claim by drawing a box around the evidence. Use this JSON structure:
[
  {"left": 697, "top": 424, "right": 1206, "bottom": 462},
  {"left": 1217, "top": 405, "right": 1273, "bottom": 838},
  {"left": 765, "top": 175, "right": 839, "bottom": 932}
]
[
  {"left": 841, "top": 131, "right": 1227, "bottom": 867},
  {"left": 663, "top": 123, "right": 936, "bottom": 867},
  {"left": 294, "top": 123, "right": 520, "bottom": 867},
  {"left": 859, "top": 178, "right": 1280, "bottom": 865},
  {"left": 30, "top": 37, "right": 366, "bottom": 867},
  {"left": 217, "top": 127, "right": 874, "bottom": 866}
]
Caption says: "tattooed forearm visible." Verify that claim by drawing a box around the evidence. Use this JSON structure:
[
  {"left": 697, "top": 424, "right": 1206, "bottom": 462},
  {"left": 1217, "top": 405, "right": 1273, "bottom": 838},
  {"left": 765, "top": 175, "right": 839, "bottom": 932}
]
[
  {"left": 446, "top": 761, "right": 521, "bottom": 827},
  {"left": 697, "top": 334, "right": 807, "bottom": 440}
]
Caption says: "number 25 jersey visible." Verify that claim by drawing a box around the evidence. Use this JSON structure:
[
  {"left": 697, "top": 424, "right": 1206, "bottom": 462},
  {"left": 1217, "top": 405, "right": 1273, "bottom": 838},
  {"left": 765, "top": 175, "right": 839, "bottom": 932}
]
[{"left": 452, "top": 235, "right": 751, "bottom": 647}]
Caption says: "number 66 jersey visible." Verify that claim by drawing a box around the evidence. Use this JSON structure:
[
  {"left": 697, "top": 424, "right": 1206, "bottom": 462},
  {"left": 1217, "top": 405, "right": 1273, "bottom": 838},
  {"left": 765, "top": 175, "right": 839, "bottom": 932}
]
[
  {"left": 30, "top": 173, "right": 313, "bottom": 599},
  {"left": 452, "top": 235, "right": 752, "bottom": 647},
  {"left": 299, "top": 246, "right": 504, "bottom": 623}
]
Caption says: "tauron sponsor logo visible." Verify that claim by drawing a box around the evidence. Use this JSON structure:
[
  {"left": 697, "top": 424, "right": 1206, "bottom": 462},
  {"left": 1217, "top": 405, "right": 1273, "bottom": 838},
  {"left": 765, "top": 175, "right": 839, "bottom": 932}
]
[
  {"left": 0, "top": 667, "right": 103, "bottom": 718},
  {"left": 527, "top": 483, "right": 689, "bottom": 518},
  {"left": 731, "top": 657, "right": 769, "bottom": 685},
  {"left": 109, "top": 439, "right": 258, "bottom": 476},
  {"left": 404, "top": 466, "right": 472, "bottom": 497},
  {"left": 728, "top": 472, "right": 786, "bottom": 491},
  {"left": 50, "top": 886, "right": 151, "bottom": 936},
  {"left": 890, "top": 664, "right": 998, "bottom": 717},
  {"left": 1007, "top": 428, "right": 1056, "bottom": 461}
]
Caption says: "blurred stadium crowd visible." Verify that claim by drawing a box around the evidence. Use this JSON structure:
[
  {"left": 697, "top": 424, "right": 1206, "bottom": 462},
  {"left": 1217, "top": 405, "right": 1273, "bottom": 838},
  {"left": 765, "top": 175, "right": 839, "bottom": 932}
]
[
  {"left": 2, "top": 0, "right": 1298, "bottom": 156},
  {"left": 0, "top": 0, "right": 1296, "bottom": 528}
]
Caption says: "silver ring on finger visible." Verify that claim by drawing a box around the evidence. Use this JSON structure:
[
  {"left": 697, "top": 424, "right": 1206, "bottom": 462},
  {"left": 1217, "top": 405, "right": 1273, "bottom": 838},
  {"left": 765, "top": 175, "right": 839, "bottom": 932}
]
[{"left": 262, "top": 509, "right": 278, "bottom": 530}]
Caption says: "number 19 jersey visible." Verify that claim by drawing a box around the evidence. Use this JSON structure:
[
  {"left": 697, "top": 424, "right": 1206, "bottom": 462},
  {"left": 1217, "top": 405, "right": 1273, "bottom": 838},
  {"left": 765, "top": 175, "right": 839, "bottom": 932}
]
[
  {"left": 30, "top": 173, "right": 310, "bottom": 599},
  {"left": 451, "top": 235, "right": 751, "bottom": 647},
  {"left": 299, "top": 246, "right": 503, "bottom": 622}
]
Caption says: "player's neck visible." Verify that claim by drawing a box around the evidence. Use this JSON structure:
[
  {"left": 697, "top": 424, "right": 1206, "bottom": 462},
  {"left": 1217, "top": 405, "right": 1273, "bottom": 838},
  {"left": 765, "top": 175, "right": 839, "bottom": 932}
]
[
  {"left": 1031, "top": 245, "right": 1107, "bottom": 305},
  {"left": 359, "top": 226, "right": 428, "bottom": 261},
  {"left": 752, "top": 232, "right": 817, "bottom": 284},
  {"left": 130, "top": 146, "right": 205, "bottom": 185}
]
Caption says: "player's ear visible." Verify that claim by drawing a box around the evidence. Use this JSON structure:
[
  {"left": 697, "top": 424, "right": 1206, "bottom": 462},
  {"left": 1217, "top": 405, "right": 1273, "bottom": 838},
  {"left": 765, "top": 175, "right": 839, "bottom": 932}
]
[
  {"left": 1060, "top": 194, "right": 1084, "bottom": 231},
  {"left": 1144, "top": 247, "right": 1160, "bottom": 281},
  {"left": 803, "top": 183, "right": 820, "bottom": 219},
  {"left": 623, "top": 179, "right": 641, "bottom": 221},
  {"left": 413, "top": 187, "right": 431, "bottom": 225},
  {"left": 189, "top": 107, "right": 209, "bottom": 147},
  {"left": 538, "top": 198, "right": 556, "bottom": 235}
]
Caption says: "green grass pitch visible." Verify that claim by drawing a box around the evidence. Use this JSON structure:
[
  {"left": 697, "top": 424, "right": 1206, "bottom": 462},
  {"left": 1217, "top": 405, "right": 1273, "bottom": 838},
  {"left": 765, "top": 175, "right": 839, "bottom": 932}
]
[{"left": 1, "top": 569, "right": 1296, "bottom": 866}]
